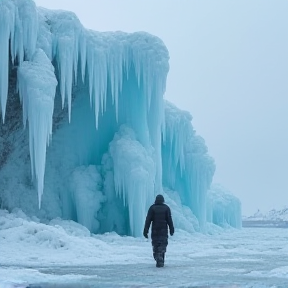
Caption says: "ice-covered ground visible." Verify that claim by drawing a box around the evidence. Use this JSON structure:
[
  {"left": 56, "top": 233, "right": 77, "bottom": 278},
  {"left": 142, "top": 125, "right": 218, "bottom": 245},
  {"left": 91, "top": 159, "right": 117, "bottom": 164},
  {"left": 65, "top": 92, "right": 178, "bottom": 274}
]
[{"left": 0, "top": 210, "right": 288, "bottom": 288}]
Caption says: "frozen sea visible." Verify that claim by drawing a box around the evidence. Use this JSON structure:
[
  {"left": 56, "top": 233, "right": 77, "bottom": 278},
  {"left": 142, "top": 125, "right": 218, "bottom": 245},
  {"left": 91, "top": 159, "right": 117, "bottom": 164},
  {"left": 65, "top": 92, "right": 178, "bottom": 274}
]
[{"left": 0, "top": 212, "right": 288, "bottom": 288}]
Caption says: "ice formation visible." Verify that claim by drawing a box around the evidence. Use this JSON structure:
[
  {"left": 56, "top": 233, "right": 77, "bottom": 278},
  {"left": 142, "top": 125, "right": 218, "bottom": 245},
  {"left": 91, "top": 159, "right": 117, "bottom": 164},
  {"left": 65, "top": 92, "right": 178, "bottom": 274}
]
[
  {"left": 207, "top": 184, "right": 242, "bottom": 228},
  {"left": 0, "top": 0, "right": 241, "bottom": 236},
  {"left": 18, "top": 49, "right": 57, "bottom": 208},
  {"left": 162, "top": 102, "right": 215, "bottom": 229}
]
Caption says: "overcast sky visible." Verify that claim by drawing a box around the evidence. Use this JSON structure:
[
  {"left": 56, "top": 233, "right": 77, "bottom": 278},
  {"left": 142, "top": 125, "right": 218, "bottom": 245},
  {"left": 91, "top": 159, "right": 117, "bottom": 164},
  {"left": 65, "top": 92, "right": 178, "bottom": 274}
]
[{"left": 34, "top": 0, "right": 288, "bottom": 215}]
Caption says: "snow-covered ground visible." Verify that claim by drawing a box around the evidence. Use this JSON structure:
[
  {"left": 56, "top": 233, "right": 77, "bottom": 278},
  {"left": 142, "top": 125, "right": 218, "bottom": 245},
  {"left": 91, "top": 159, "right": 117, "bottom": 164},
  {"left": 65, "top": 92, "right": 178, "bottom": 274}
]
[{"left": 1, "top": 209, "right": 288, "bottom": 288}]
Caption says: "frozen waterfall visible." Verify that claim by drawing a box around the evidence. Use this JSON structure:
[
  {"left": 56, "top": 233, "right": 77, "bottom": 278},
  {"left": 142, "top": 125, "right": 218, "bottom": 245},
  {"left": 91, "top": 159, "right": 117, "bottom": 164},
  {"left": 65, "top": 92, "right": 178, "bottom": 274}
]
[
  {"left": 0, "top": 0, "right": 241, "bottom": 236},
  {"left": 162, "top": 102, "right": 216, "bottom": 230}
]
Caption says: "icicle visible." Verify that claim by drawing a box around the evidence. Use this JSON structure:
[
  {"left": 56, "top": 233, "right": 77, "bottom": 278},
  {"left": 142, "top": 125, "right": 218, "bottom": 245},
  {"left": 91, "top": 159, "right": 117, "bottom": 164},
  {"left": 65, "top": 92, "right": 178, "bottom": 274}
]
[
  {"left": 109, "top": 56, "right": 115, "bottom": 105},
  {"left": 94, "top": 72, "right": 100, "bottom": 129},
  {"left": 73, "top": 33, "right": 79, "bottom": 84},
  {"left": 48, "top": 10, "right": 83, "bottom": 122},
  {"left": 102, "top": 55, "right": 108, "bottom": 113},
  {"left": 17, "top": 49, "right": 57, "bottom": 209},
  {"left": 108, "top": 44, "right": 123, "bottom": 122},
  {"left": 15, "top": 0, "right": 38, "bottom": 61},
  {"left": 100, "top": 59, "right": 105, "bottom": 116},
  {"left": 79, "top": 32, "right": 87, "bottom": 83},
  {"left": 86, "top": 30, "right": 112, "bottom": 128},
  {"left": 0, "top": 0, "right": 38, "bottom": 122},
  {"left": 0, "top": 0, "right": 15, "bottom": 122},
  {"left": 86, "top": 47, "right": 94, "bottom": 108},
  {"left": 55, "top": 36, "right": 73, "bottom": 120},
  {"left": 0, "top": 20, "right": 10, "bottom": 122}
]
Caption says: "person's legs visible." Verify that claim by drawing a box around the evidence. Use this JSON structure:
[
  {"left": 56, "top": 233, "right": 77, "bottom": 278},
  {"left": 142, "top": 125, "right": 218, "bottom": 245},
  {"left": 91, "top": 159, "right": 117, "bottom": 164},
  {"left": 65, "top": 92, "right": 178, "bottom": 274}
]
[
  {"left": 157, "top": 243, "right": 167, "bottom": 267},
  {"left": 152, "top": 237, "right": 168, "bottom": 267},
  {"left": 152, "top": 240, "right": 156, "bottom": 260},
  {"left": 152, "top": 241, "right": 164, "bottom": 267},
  {"left": 152, "top": 245, "right": 158, "bottom": 261},
  {"left": 163, "top": 241, "right": 168, "bottom": 261},
  {"left": 152, "top": 242, "right": 168, "bottom": 267}
]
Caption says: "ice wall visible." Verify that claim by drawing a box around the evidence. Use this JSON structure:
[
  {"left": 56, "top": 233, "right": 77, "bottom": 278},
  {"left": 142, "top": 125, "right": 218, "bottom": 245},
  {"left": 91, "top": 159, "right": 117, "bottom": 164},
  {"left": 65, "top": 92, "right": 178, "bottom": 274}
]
[
  {"left": 207, "top": 184, "right": 242, "bottom": 228},
  {"left": 0, "top": 0, "right": 239, "bottom": 236},
  {"left": 162, "top": 102, "right": 215, "bottom": 230},
  {"left": 0, "top": 0, "right": 169, "bottom": 236}
]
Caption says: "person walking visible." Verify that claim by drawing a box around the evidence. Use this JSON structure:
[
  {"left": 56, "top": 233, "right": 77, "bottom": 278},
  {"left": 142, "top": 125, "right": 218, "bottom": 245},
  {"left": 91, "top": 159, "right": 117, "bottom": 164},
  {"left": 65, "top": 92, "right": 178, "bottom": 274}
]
[{"left": 143, "top": 194, "right": 174, "bottom": 267}]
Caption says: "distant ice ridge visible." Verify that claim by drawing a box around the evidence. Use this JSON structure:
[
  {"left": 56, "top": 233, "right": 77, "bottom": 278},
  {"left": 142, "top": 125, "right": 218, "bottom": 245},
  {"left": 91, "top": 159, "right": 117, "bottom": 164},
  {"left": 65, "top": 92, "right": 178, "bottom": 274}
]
[
  {"left": 243, "top": 207, "right": 288, "bottom": 222},
  {"left": 207, "top": 184, "right": 242, "bottom": 229},
  {"left": 0, "top": 0, "right": 240, "bottom": 236}
]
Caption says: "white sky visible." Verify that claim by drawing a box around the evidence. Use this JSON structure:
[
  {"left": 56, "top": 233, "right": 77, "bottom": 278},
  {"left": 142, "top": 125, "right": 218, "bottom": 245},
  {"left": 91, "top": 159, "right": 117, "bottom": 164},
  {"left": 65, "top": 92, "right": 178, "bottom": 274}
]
[{"left": 33, "top": 0, "right": 288, "bottom": 215}]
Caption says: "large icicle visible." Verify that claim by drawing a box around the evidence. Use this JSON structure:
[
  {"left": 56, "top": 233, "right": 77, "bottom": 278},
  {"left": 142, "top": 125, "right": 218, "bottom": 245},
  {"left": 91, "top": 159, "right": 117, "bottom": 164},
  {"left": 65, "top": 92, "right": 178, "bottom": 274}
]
[
  {"left": 0, "top": 0, "right": 38, "bottom": 123},
  {"left": 18, "top": 49, "right": 57, "bottom": 208},
  {"left": 12, "top": 0, "right": 38, "bottom": 63},
  {"left": 43, "top": 9, "right": 83, "bottom": 122},
  {"left": 85, "top": 30, "right": 109, "bottom": 128},
  {"left": 0, "top": 0, "right": 14, "bottom": 122}
]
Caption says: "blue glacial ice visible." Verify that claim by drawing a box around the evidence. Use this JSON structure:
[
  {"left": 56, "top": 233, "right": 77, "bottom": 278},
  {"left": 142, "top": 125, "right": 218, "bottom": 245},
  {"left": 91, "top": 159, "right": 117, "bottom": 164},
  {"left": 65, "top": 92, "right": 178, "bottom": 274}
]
[{"left": 0, "top": 0, "right": 241, "bottom": 236}]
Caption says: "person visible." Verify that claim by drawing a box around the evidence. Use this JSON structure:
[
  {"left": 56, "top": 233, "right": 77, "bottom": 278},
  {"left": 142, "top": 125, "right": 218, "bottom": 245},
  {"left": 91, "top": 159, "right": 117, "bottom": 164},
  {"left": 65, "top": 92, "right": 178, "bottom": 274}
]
[{"left": 143, "top": 194, "right": 174, "bottom": 267}]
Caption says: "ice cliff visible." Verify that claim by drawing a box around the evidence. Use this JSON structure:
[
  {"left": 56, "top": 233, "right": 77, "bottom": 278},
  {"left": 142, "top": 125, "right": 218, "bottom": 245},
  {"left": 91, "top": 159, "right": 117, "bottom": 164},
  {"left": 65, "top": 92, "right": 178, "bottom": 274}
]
[{"left": 0, "top": 0, "right": 241, "bottom": 236}]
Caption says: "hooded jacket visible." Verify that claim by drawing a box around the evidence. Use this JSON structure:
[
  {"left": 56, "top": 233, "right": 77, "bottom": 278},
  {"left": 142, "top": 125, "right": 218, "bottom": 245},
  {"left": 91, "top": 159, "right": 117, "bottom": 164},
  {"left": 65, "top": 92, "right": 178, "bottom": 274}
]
[{"left": 143, "top": 195, "right": 174, "bottom": 240}]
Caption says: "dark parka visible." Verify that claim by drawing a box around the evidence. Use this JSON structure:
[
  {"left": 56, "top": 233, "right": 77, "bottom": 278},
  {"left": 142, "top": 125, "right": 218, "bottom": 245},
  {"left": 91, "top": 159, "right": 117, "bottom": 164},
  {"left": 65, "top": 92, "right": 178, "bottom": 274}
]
[{"left": 143, "top": 195, "right": 174, "bottom": 245}]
